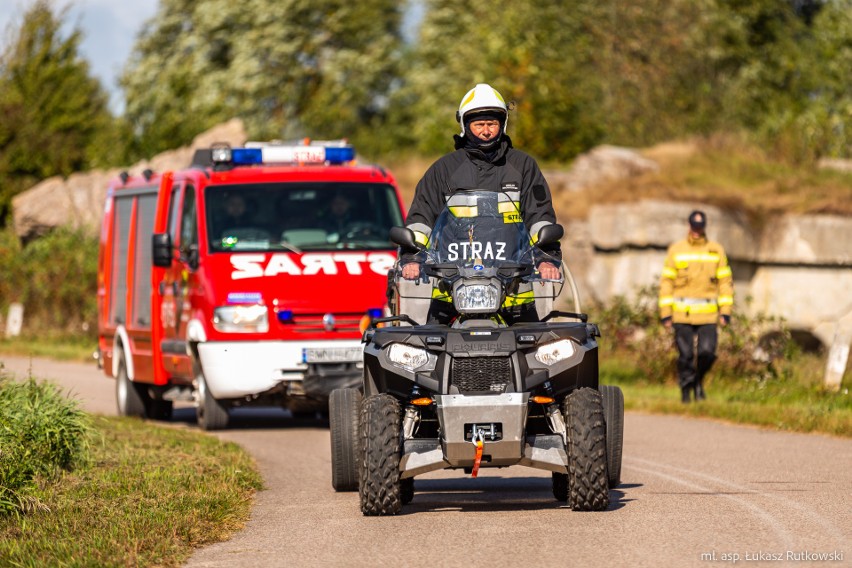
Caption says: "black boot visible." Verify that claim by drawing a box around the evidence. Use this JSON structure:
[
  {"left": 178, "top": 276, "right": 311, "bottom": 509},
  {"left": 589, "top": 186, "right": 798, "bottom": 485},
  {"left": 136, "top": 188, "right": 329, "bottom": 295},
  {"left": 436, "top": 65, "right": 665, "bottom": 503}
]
[
  {"left": 695, "top": 383, "right": 706, "bottom": 401},
  {"left": 681, "top": 387, "right": 692, "bottom": 403}
]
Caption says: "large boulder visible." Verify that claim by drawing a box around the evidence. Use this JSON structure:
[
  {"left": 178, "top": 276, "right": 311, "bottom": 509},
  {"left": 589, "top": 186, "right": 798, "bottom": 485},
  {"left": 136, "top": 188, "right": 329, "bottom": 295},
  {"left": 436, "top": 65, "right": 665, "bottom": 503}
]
[
  {"left": 546, "top": 145, "right": 659, "bottom": 193},
  {"left": 12, "top": 118, "right": 247, "bottom": 240}
]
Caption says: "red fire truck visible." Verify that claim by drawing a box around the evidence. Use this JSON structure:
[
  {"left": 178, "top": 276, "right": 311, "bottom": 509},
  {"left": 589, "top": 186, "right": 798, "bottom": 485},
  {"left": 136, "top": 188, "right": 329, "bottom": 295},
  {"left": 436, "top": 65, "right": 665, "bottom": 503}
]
[{"left": 97, "top": 141, "right": 405, "bottom": 429}]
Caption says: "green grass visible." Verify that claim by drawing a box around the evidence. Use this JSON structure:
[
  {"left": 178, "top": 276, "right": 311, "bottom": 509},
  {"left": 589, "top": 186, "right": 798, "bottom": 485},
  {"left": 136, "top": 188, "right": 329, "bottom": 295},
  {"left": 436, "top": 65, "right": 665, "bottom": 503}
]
[
  {"left": 0, "top": 376, "right": 91, "bottom": 516},
  {"left": 601, "top": 353, "right": 852, "bottom": 437},
  {"left": 0, "top": 416, "right": 262, "bottom": 567},
  {"left": 0, "top": 335, "right": 96, "bottom": 363}
]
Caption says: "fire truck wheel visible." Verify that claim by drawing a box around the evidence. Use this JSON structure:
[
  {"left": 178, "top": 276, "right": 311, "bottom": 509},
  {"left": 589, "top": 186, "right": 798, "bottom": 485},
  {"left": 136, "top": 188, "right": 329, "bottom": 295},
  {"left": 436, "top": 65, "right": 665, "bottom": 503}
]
[
  {"left": 329, "top": 388, "right": 362, "bottom": 492},
  {"left": 196, "top": 367, "right": 229, "bottom": 431},
  {"left": 599, "top": 385, "right": 624, "bottom": 488},
  {"left": 564, "top": 387, "right": 609, "bottom": 512},
  {"left": 359, "top": 394, "right": 402, "bottom": 516},
  {"left": 116, "top": 352, "right": 147, "bottom": 418},
  {"left": 146, "top": 399, "right": 174, "bottom": 421}
]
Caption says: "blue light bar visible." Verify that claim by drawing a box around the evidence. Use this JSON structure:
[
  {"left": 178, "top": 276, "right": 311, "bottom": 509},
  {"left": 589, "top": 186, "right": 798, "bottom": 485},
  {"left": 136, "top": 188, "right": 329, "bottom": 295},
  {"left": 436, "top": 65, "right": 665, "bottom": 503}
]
[
  {"left": 325, "top": 146, "right": 356, "bottom": 164},
  {"left": 232, "top": 148, "right": 262, "bottom": 165},
  {"left": 222, "top": 143, "right": 355, "bottom": 166},
  {"left": 277, "top": 310, "right": 294, "bottom": 323},
  {"left": 368, "top": 308, "right": 383, "bottom": 319}
]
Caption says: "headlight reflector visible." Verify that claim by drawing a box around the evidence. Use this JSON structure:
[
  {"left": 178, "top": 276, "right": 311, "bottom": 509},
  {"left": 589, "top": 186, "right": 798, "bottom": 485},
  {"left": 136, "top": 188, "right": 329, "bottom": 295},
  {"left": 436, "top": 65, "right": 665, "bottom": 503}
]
[
  {"left": 213, "top": 304, "right": 269, "bottom": 333},
  {"left": 387, "top": 343, "right": 428, "bottom": 371},
  {"left": 454, "top": 283, "right": 499, "bottom": 313},
  {"left": 534, "top": 339, "right": 576, "bottom": 366}
]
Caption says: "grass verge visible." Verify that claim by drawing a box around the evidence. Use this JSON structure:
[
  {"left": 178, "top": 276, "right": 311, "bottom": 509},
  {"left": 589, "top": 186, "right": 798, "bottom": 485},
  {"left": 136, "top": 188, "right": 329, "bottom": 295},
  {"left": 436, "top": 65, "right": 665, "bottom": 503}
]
[
  {"left": 601, "top": 354, "right": 852, "bottom": 437},
  {"left": 0, "top": 335, "right": 95, "bottom": 363},
  {"left": 0, "top": 416, "right": 262, "bottom": 567}
]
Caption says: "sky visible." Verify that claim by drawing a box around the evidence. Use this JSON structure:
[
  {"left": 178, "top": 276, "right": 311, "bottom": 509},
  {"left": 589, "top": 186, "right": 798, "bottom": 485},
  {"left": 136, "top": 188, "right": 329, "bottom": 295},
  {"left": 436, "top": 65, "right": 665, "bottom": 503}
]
[
  {"left": 0, "top": 0, "right": 161, "bottom": 114},
  {"left": 0, "top": 0, "right": 423, "bottom": 116}
]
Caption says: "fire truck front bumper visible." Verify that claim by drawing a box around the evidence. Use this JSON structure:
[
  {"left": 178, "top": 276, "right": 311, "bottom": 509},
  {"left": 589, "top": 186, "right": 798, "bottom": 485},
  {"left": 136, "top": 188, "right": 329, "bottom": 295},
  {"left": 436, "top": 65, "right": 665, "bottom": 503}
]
[{"left": 196, "top": 340, "right": 363, "bottom": 400}]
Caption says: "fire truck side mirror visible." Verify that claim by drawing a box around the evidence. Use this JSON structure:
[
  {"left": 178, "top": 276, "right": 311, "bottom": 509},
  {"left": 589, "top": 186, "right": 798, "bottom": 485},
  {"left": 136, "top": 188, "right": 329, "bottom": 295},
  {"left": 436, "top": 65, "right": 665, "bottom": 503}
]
[{"left": 152, "top": 233, "right": 173, "bottom": 268}]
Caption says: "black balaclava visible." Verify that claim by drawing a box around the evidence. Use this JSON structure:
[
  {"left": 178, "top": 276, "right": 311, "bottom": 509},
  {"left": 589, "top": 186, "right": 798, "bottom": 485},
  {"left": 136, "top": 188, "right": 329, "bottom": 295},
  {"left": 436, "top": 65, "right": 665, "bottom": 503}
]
[{"left": 463, "top": 110, "right": 506, "bottom": 151}]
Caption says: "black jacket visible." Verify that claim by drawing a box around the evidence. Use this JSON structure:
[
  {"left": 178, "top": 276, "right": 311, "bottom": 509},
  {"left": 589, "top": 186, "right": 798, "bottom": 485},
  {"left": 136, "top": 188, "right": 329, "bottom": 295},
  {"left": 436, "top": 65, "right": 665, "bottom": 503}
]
[{"left": 404, "top": 135, "right": 562, "bottom": 263}]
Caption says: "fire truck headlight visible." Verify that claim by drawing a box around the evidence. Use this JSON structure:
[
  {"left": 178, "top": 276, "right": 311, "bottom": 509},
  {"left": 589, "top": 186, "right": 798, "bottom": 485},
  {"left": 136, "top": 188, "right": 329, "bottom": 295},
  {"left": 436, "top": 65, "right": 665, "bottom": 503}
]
[{"left": 213, "top": 304, "right": 269, "bottom": 333}]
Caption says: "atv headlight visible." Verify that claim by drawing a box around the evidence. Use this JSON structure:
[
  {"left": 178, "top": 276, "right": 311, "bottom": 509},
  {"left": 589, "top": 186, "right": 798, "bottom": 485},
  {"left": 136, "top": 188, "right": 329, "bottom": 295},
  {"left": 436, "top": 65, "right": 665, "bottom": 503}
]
[
  {"left": 454, "top": 283, "right": 499, "bottom": 313},
  {"left": 213, "top": 304, "right": 269, "bottom": 333},
  {"left": 534, "top": 339, "right": 576, "bottom": 366},
  {"left": 387, "top": 343, "right": 428, "bottom": 371}
]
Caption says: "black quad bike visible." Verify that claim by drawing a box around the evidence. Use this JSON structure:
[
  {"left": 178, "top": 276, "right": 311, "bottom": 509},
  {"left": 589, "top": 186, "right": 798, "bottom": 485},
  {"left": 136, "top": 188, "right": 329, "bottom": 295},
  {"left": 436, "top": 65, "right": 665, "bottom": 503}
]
[{"left": 329, "top": 190, "right": 623, "bottom": 515}]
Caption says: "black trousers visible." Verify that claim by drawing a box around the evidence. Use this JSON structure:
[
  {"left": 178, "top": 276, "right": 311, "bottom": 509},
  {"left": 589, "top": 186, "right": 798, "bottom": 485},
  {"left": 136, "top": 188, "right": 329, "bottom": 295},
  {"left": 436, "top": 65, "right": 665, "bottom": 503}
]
[{"left": 674, "top": 323, "right": 718, "bottom": 390}]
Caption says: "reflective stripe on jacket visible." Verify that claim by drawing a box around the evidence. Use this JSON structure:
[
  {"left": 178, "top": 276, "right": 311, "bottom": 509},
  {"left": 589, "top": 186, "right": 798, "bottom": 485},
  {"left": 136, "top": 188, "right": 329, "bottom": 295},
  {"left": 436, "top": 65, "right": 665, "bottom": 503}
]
[{"left": 658, "top": 234, "right": 733, "bottom": 325}]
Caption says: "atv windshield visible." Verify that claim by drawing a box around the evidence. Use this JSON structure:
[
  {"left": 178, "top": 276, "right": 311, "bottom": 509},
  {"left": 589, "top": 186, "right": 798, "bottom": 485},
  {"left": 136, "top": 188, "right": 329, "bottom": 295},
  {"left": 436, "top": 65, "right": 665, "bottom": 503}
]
[{"left": 425, "top": 190, "right": 552, "bottom": 273}]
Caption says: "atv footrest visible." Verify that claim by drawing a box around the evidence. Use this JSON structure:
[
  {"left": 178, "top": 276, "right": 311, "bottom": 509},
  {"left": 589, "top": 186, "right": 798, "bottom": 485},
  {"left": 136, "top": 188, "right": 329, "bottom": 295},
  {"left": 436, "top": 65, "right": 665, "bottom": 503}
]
[
  {"left": 518, "top": 434, "right": 569, "bottom": 473},
  {"left": 400, "top": 438, "right": 445, "bottom": 478}
]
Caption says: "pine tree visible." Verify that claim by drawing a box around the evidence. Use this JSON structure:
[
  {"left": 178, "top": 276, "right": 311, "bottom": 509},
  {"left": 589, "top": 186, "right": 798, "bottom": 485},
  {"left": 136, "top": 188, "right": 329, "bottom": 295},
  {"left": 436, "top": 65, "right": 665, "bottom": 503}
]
[{"left": 0, "top": 1, "right": 113, "bottom": 224}]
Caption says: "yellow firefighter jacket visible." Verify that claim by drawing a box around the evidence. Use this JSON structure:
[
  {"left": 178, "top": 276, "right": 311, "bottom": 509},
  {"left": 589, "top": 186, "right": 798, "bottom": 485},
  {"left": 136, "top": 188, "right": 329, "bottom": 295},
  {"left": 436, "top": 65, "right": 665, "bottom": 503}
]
[{"left": 658, "top": 234, "right": 733, "bottom": 325}]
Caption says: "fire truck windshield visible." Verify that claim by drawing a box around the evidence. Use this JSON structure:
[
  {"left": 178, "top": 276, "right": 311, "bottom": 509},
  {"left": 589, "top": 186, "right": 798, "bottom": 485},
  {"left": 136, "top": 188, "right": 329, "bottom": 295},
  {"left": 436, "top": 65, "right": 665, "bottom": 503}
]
[{"left": 205, "top": 182, "right": 403, "bottom": 252}]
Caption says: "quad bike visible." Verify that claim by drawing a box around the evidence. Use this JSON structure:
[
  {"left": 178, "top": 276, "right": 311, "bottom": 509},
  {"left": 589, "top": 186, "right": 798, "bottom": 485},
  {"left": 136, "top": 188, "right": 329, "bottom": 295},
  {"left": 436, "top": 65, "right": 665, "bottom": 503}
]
[{"left": 328, "top": 190, "right": 623, "bottom": 515}]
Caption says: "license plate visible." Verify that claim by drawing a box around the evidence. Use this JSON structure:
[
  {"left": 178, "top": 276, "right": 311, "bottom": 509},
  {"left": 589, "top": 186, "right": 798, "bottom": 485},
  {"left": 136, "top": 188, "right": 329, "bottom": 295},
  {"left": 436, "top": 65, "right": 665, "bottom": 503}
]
[{"left": 303, "top": 347, "right": 363, "bottom": 363}]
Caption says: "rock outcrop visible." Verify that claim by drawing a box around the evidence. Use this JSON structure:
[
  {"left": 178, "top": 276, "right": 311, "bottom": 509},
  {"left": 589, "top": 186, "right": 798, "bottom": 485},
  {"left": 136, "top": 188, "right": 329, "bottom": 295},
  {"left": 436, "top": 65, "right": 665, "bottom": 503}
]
[
  {"left": 12, "top": 119, "right": 247, "bottom": 240},
  {"left": 544, "top": 145, "right": 659, "bottom": 193},
  {"left": 565, "top": 200, "right": 852, "bottom": 348}
]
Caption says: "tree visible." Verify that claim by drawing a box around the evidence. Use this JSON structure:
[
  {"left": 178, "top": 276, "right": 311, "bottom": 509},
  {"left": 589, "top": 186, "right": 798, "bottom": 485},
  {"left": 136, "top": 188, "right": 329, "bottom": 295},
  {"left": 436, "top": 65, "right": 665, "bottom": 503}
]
[
  {"left": 121, "top": 0, "right": 403, "bottom": 158},
  {"left": 0, "top": 1, "right": 114, "bottom": 224},
  {"left": 387, "top": 1, "right": 605, "bottom": 161},
  {"left": 717, "top": 0, "right": 851, "bottom": 160}
]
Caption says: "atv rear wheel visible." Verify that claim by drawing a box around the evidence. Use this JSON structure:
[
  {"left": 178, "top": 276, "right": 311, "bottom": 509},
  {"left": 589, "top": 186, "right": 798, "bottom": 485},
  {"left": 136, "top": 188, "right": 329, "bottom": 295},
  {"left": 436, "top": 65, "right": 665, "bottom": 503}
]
[
  {"left": 329, "top": 388, "right": 362, "bottom": 491},
  {"left": 564, "top": 387, "right": 609, "bottom": 511},
  {"left": 359, "top": 394, "right": 402, "bottom": 516},
  {"left": 401, "top": 477, "right": 415, "bottom": 505},
  {"left": 552, "top": 472, "right": 568, "bottom": 502},
  {"left": 599, "top": 385, "right": 624, "bottom": 488}
]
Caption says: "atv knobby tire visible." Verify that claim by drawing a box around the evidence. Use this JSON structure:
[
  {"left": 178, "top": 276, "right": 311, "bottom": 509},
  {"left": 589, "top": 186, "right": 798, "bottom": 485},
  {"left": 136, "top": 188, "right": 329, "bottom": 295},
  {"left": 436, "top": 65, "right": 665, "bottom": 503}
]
[
  {"left": 599, "top": 385, "right": 624, "bottom": 488},
  {"left": 330, "top": 388, "right": 362, "bottom": 491},
  {"left": 359, "top": 394, "right": 402, "bottom": 516},
  {"left": 564, "top": 387, "right": 609, "bottom": 511}
]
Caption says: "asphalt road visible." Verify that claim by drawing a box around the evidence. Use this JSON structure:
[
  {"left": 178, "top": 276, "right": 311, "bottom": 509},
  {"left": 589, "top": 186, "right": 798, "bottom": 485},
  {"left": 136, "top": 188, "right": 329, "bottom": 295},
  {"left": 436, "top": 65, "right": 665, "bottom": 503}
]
[{"left": 2, "top": 355, "right": 849, "bottom": 567}]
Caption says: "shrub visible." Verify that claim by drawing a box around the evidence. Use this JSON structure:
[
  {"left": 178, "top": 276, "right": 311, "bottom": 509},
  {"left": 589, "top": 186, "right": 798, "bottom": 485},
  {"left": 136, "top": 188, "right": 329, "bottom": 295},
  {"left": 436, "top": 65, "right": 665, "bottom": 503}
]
[
  {"left": 0, "top": 374, "right": 91, "bottom": 516},
  {"left": 0, "top": 226, "right": 98, "bottom": 341},
  {"left": 593, "top": 285, "right": 797, "bottom": 385}
]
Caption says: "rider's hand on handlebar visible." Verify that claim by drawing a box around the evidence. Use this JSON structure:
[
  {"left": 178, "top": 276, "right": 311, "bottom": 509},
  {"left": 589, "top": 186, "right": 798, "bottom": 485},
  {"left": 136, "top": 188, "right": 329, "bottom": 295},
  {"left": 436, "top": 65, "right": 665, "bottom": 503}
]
[
  {"left": 537, "top": 262, "right": 560, "bottom": 280},
  {"left": 401, "top": 262, "right": 421, "bottom": 280}
]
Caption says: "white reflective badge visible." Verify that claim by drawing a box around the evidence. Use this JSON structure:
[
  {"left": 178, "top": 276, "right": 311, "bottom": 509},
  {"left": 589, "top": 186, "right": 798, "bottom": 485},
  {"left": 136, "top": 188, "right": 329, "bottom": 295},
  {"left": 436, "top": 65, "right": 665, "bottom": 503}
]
[{"left": 446, "top": 241, "right": 507, "bottom": 261}]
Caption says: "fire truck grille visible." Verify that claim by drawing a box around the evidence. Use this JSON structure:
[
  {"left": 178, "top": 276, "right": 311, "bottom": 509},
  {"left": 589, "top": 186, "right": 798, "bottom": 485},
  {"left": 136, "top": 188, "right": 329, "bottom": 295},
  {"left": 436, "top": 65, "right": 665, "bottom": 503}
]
[
  {"left": 451, "top": 357, "right": 511, "bottom": 394},
  {"left": 287, "top": 313, "right": 363, "bottom": 333}
]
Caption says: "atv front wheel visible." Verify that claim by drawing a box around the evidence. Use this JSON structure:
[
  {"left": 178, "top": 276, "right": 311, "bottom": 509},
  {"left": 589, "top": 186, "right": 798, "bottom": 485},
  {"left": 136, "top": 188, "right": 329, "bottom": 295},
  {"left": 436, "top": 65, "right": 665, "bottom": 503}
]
[
  {"left": 564, "top": 387, "right": 609, "bottom": 511},
  {"left": 599, "top": 385, "right": 624, "bottom": 488},
  {"left": 330, "top": 388, "right": 362, "bottom": 492},
  {"left": 359, "top": 394, "right": 402, "bottom": 516}
]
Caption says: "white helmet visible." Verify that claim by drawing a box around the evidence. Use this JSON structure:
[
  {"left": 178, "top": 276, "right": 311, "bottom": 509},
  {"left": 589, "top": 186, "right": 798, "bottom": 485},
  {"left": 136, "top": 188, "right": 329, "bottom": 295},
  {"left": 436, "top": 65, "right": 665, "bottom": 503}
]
[{"left": 456, "top": 83, "right": 508, "bottom": 136}]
